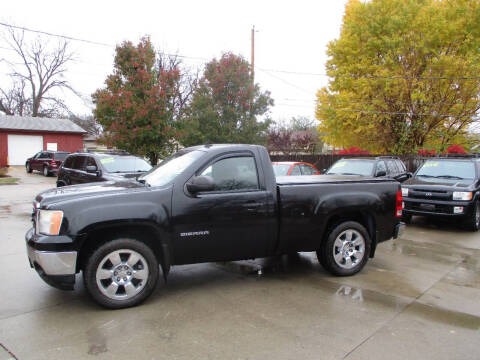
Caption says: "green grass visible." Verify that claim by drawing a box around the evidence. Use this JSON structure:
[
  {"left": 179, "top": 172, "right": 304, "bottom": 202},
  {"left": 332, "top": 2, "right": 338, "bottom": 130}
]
[{"left": 0, "top": 177, "right": 19, "bottom": 185}]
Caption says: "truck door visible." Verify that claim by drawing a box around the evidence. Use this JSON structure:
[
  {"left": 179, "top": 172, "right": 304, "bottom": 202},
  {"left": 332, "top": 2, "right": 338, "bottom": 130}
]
[{"left": 172, "top": 153, "right": 271, "bottom": 264}]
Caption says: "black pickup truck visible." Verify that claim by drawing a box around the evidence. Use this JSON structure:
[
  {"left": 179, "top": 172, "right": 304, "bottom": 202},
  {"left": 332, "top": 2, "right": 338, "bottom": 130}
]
[{"left": 26, "top": 144, "right": 404, "bottom": 308}]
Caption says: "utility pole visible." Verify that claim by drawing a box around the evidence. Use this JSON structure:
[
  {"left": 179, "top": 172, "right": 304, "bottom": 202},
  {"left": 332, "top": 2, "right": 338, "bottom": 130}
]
[{"left": 251, "top": 25, "right": 255, "bottom": 83}]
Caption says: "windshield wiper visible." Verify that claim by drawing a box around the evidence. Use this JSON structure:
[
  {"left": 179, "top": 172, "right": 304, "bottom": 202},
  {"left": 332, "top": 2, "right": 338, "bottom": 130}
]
[
  {"left": 434, "top": 175, "right": 465, "bottom": 180},
  {"left": 340, "top": 172, "right": 361, "bottom": 176},
  {"left": 417, "top": 174, "right": 435, "bottom": 178}
]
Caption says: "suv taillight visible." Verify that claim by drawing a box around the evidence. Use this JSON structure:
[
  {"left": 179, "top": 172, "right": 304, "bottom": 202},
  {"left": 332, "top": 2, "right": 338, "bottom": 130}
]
[{"left": 396, "top": 189, "right": 403, "bottom": 218}]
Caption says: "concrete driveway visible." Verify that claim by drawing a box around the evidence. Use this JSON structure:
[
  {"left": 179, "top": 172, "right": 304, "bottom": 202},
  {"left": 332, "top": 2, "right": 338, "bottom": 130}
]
[{"left": 0, "top": 166, "right": 479, "bottom": 360}]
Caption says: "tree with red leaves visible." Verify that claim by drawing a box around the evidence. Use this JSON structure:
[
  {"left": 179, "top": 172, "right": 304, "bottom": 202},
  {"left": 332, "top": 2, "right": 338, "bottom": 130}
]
[
  {"left": 335, "top": 147, "right": 370, "bottom": 155},
  {"left": 417, "top": 148, "right": 436, "bottom": 156},
  {"left": 446, "top": 144, "right": 466, "bottom": 154},
  {"left": 93, "top": 37, "right": 191, "bottom": 165},
  {"left": 182, "top": 53, "right": 273, "bottom": 146}
]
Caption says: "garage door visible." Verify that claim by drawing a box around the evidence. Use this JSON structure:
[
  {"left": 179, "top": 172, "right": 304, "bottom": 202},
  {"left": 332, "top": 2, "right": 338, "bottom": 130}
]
[{"left": 7, "top": 134, "right": 43, "bottom": 165}]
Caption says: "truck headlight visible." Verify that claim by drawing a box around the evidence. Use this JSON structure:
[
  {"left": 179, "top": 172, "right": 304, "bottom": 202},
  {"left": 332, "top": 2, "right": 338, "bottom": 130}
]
[
  {"left": 36, "top": 210, "right": 64, "bottom": 235},
  {"left": 452, "top": 192, "right": 473, "bottom": 201},
  {"left": 401, "top": 188, "right": 409, "bottom": 197}
]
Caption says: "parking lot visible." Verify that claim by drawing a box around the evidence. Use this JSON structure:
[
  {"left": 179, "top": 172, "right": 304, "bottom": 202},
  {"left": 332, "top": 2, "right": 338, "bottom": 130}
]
[{"left": 0, "top": 166, "right": 479, "bottom": 360}]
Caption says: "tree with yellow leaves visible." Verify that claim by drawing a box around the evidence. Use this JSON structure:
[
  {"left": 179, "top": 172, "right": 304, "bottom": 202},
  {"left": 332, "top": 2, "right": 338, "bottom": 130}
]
[{"left": 316, "top": 0, "right": 480, "bottom": 154}]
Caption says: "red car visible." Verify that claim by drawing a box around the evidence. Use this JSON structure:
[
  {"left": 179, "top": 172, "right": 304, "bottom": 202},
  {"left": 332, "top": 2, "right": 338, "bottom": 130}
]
[
  {"left": 26, "top": 151, "right": 70, "bottom": 177},
  {"left": 272, "top": 161, "right": 320, "bottom": 176}
]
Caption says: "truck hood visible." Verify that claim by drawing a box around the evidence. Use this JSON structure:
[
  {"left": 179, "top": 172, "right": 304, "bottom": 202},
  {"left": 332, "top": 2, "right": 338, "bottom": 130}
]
[
  {"left": 403, "top": 176, "right": 475, "bottom": 190},
  {"left": 36, "top": 180, "right": 146, "bottom": 207}
]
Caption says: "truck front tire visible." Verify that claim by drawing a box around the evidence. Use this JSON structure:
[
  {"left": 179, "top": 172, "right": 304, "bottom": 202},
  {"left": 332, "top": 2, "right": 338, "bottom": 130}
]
[
  {"left": 317, "top": 221, "right": 371, "bottom": 276},
  {"left": 465, "top": 201, "right": 480, "bottom": 232},
  {"left": 83, "top": 238, "right": 159, "bottom": 309}
]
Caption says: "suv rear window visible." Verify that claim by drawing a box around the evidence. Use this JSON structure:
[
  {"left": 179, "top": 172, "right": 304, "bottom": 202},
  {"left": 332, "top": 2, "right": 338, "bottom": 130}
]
[
  {"left": 97, "top": 155, "right": 151, "bottom": 173},
  {"left": 72, "top": 156, "right": 86, "bottom": 170},
  {"left": 53, "top": 153, "right": 69, "bottom": 161}
]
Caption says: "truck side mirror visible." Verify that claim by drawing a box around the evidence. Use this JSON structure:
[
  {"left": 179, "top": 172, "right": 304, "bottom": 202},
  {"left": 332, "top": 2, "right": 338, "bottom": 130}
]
[
  {"left": 186, "top": 176, "right": 215, "bottom": 194},
  {"left": 376, "top": 170, "right": 387, "bottom": 177},
  {"left": 86, "top": 165, "right": 101, "bottom": 177}
]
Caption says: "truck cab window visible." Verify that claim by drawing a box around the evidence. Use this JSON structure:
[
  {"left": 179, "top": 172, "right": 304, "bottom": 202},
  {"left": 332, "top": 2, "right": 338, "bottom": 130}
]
[
  {"left": 201, "top": 156, "right": 259, "bottom": 191},
  {"left": 376, "top": 161, "right": 386, "bottom": 176},
  {"left": 290, "top": 165, "right": 301, "bottom": 176}
]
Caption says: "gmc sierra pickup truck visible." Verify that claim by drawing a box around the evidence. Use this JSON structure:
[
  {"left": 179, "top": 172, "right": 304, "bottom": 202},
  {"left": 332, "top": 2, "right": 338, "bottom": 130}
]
[{"left": 26, "top": 144, "right": 404, "bottom": 308}]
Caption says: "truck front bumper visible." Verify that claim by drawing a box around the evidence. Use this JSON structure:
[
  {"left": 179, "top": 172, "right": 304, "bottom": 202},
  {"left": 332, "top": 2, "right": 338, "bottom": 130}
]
[{"left": 25, "top": 228, "right": 77, "bottom": 290}]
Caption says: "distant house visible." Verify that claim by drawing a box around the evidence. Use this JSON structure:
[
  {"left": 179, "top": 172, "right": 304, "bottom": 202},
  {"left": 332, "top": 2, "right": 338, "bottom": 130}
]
[{"left": 0, "top": 114, "right": 86, "bottom": 167}]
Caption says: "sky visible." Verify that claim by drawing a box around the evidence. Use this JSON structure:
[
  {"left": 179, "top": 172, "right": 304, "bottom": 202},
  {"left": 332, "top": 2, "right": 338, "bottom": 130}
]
[{"left": 0, "top": 0, "right": 349, "bottom": 124}]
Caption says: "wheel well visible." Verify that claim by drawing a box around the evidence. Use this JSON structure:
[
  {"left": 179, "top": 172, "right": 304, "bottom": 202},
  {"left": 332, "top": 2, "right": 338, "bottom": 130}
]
[
  {"left": 323, "top": 212, "right": 376, "bottom": 244},
  {"left": 77, "top": 224, "right": 165, "bottom": 273}
]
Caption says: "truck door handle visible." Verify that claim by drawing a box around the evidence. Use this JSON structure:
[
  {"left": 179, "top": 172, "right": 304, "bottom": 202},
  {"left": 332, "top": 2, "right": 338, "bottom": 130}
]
[{"left": 243, "top": 202, "right": 263, "bottom": 211}]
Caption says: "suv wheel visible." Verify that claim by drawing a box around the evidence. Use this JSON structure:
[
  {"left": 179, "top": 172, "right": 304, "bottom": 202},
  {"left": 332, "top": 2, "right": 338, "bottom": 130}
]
[
  {"left": 83, "top": 238, "right": 159, "bottom": 309},
  {"left": 43, "top": 166, "right": 49, "bottom": 177},
  {"left": 465, "top": 201, "right": 479, "bottom": 232},
  {"left": 26, "top": 163, "right": 32, "bottom": 173},
  {"left": 317, "top": 221, "right": 371, "bottom": 276}
]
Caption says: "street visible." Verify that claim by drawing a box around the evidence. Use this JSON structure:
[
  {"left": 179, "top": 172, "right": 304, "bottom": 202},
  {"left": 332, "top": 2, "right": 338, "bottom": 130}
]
[{"left": 0, "top": 166, "right": 479, "bottom": 360}]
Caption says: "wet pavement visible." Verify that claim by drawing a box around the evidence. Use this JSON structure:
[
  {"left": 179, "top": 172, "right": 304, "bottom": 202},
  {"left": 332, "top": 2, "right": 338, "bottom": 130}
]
[{"left": 0, "top": 166, "right": 479, "bottom": 359}]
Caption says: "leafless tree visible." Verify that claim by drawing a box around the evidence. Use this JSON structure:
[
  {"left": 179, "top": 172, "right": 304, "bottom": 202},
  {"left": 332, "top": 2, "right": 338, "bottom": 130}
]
[
  {"left": 0, "top": 26, "right": 76, "bottom": 117},
  {"left": 156, "top": 52, "right": 198, "bottom": 122}
]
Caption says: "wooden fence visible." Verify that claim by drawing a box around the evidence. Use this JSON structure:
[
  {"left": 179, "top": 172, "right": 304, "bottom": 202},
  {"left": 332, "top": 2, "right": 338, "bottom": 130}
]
[{"left": 269, "top": 153, "right": 427, "bottom": 173}]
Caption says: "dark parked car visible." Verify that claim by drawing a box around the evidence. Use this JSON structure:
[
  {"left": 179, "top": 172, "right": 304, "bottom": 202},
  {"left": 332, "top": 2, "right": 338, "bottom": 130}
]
[
  {"left": 56, "top": 151, "right": 152, "bottom": 187},
  {"left": 27, "top": 144, "right": 403, "bottom": 308},
  {"left": 272, "top": 161, "right": 320, "bottom": 176},
  {"left": 26, "top": 151, "right": 70, "bottom": 176},
  {"left": 325, "top": 156, "right": 411, "bottom": 183},
  {"left": 401, "top": 155, "right": 480, "bottom": 231}
]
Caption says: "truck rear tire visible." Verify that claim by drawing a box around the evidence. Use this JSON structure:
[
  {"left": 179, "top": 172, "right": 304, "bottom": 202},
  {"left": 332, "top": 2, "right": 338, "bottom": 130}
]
[
  {"left": 317, "top": 221, "right": 371, "bottom": 276},
  {"left": 83, "top": 238, "right": 159, "bottom": 309}
]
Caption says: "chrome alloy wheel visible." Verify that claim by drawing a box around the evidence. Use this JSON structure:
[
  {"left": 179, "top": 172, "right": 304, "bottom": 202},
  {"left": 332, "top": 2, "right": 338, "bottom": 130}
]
[
  {"left": 96, "top": 249, "right": 149, "bottom": 300},
  {"left": 332, "top": 229, "right": 365, "bottom": 269}
]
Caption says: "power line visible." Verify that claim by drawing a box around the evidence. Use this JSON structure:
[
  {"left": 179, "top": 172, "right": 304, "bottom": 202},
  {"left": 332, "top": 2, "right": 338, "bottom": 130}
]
[
  {"left": 259, "top": 69, "right": 312, "bottom": 94},
  {"left": 258, "top": 66, "right": 480, "bottom": 81},
  {"left": 0, "top": 22, "right": 210, "bottom": 62},
  {"left": 2, "top": 22, "right": 479, "bottom": 81},
  {"left": 0, "top": 22, "right": 113, "bottom": 47},
  {"left": 276, "top": 102, "right": 479, "bottom": 119},
  {"left": 314, "top": 106, "right": 479, "bottom": 119}
]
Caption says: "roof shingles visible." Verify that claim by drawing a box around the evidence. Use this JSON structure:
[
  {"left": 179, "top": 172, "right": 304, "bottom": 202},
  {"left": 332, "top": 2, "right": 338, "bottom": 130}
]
[{"left": 0, "top": 114, "right": 87, "bottom": 134}]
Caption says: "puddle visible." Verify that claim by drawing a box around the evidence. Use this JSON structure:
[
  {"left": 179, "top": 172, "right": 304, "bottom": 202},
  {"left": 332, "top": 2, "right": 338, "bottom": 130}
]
[
  {"left": 215, "top": 252, "right": 319, "bottom": 277},
  {"left": 0, "top": 205, "right": 12, "bottom": 219},
  {"left": 86, "top": 327, "right": 108, "bottom": 355},
  {"left": 407, "top": 302, "right": 480, "bottom": 330},
  {"left": 383, "top": 239, "right": 465, "bottom": 264}
]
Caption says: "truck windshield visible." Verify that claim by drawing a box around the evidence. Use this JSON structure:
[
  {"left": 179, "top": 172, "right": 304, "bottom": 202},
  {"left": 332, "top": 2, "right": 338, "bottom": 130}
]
[
  {"left": 326, "top": 159, "right": 374, "bottom": 176},
  {"left": 272, "top": 164, "right": 291, "bottom": 176},
  {"left": 416, "top": 160, "right": 476, "bottom": 180},
  {"left": 139, "top": 150, "right": 204, "bottom": 187}
]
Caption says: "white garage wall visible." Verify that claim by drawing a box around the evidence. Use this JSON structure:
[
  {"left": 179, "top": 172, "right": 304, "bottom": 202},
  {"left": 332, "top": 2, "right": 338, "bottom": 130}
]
[{"left": 8, "top": 134, "right": 43, "bottom": 166}]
